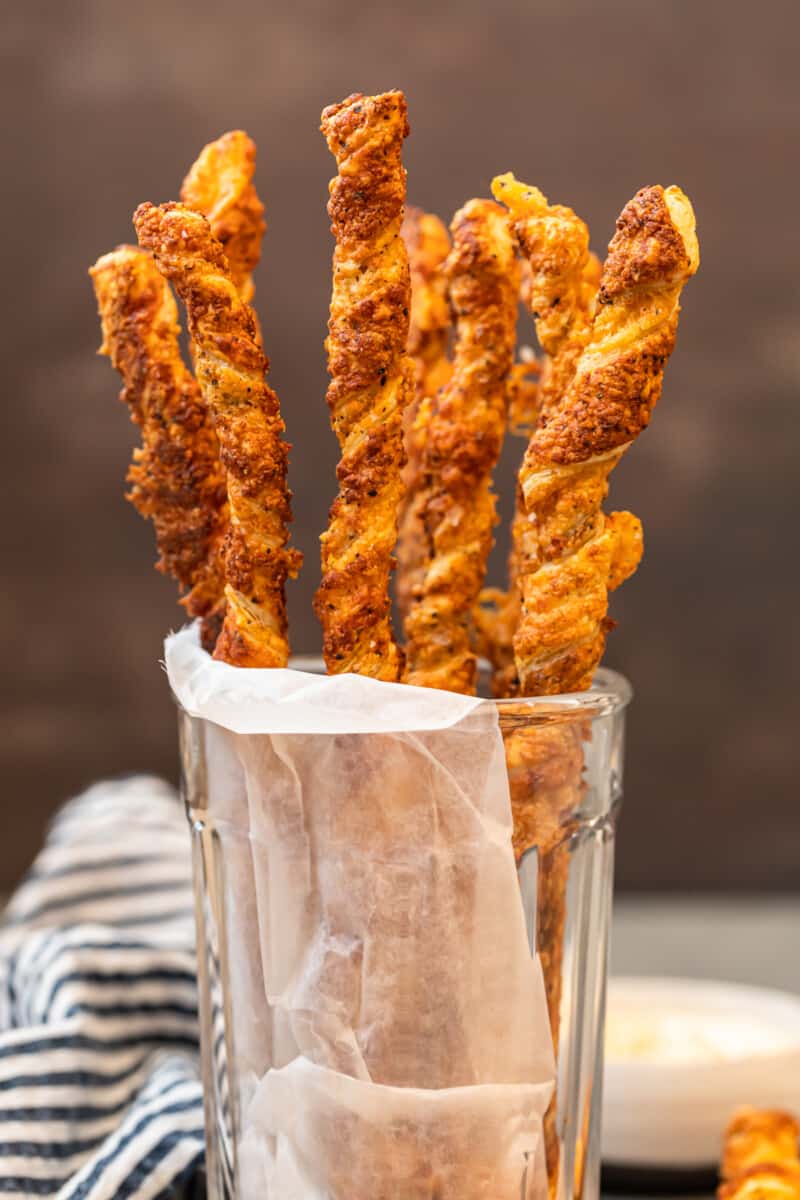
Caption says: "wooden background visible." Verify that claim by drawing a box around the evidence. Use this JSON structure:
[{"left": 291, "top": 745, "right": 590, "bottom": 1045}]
[{"left": 2, "top": 0, "right": 798, "bottom": 890}]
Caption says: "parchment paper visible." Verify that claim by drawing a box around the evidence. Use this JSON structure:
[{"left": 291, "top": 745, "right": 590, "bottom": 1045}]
[{"left": 167, "top": 624, "right": 555, "bottom": 1199}]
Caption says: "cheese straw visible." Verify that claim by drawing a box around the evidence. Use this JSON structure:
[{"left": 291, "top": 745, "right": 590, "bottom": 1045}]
[
  {"left": 511, "top": 182, "right": 698, "bottom": 694},
  {"left": 90, "top": 246, "right": 228, "bottom": 650},
  {"left": 396, "top": 206, "right": 452, "bottom": 623},
  {"left": 181, "top": 129, "right": 266, "bottom": 306},
  {"left": 314, "top": 90, "right": 413, "bottom": 681},
  {"left": 491, "top": 178, "right": 697, "bottom": 1195},
  {"left": 135, "top": 201, "right": 301, "bottom": 667},
  {"left": 720, "top": 1107, "right": 800, "bottom": 1200},
  {"left": 403, "top": 198, "right": 520, "bottom": 694}
]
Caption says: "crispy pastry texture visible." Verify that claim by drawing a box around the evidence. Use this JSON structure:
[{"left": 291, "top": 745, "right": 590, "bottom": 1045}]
[
  {"left": 396, "top": 205, "right": 452, "bottom": 621},
  {"left": 512, "top": 183, "right": 699, "bottom": 694},
  {"left": 492, "top": 173, "right": 599, "bottom": 428},
  {"left": 181, "top": 130, "right": 265, "bottom": 305},
  {"left": 491, "top": 182, "right": 696, "bottom": 1199},
  {"left": 490, "top": 176, "right": 610, "bottom": 697},
  {"left": 472, "top": 573, "right": 522, "bottom": 697},
  {"left": 314, "top": 90, "right": 412, "bottom": 680},
  {"left": 90, "top": 245, "right": 227, "bottom": 648},
  {"left": 720, "top": 1108, "right": 800, "bottom": 1200},
  {"left": 403, "top": 198, "right": 520, "bottom": 694},
  {"left": 135, "top": 201, "right": 301, "bottom": 667},
  {"left": 401, "top": 206, "right": 452, "bottom": 406},
  {"left": 479, "top": 231, "right": 601, "bottom": 696}
]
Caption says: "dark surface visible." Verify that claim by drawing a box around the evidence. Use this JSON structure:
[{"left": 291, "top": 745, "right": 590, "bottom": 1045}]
[
  {"left": 603, "top": 1165, "right": 717, "bottom": 1196},
  {"left": 135, "top": 1160, "right": 720, "bottom": 1196},
  {"left": 1, "top": 0, "right": 798, "bottom": 891}
]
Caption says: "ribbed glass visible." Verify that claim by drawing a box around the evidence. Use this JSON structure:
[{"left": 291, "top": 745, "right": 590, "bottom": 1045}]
[{"left": 179, "top": 667, "right": 629, "bottom": 1200}]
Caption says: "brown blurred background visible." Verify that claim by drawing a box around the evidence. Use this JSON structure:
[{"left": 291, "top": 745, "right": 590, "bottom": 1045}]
[{"left": 2, "top": 0, "right": 798, "bottom": 892}]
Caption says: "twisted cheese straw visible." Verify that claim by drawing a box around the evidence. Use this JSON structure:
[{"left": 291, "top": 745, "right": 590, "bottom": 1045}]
[
  {"left": 179, "top": 127, "right": 268, "bottom": 639},
  {"left": 181, "top": 130, "right": 266, "bottom": 305},
  {"left": 402, "top": 206, "right": 452, "bottom": 410},
  {"left": 135, "top": 201, "right": 301, "bottom": 667},
  {"left": 494, "top": 181, "right": 695, "bottom": 1196},
  {"left": 396, "top": 205, "right": 452, "bottom": 622},
  {"left": 513, "top": 183, "right": 699, "bottom": 694},
  {"left": 92, "top": 132, "right": 269, "bottom": 654},
  {"left": 314, "top": 91, "right": 412, "bottom": 680},
  {"left": 90, "top": 246, "right": 228, "bottom": 650},
  {"left": 476, "top": 289, "right": 602, "bottom": 692},
  {"left": 490, "top": 175, "right": 611, "bottom": 697},
  {"left": 470, "top": 358, "right": 541, "bottom": 679},
  {"left": 493, "top": 173, "right": 599, "bottom": 428},
  {"left": 403, "top": 199, "right": 520, "bottom": 694},
  {"left": 720, "top": 1108, "right": 800, "bottom": 1200}
]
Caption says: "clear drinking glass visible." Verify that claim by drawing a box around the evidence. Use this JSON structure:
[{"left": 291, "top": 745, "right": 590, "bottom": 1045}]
[{"left": 179, "top": 664, "right": 630, "bottom": 1200}]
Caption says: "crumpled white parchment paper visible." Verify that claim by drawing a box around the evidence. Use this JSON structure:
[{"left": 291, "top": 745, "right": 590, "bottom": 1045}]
[{"left": 167, "top": 624, "right": 555, "bottom": 1199}]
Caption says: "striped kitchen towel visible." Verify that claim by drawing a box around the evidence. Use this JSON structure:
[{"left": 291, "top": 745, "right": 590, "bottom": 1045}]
[{"left": 0, "top": 776, "right": 205, "bottom": 1199}]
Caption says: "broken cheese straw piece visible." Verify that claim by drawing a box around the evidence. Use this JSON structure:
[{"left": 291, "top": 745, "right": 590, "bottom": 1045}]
[
  {"left": 314, "top": 90, "right": 412, "bottom": 680},
  {"left": 403, "top": 198, "right": 520, "bottom": 694},
  {"left": 396, "top": 206, "right": 452, "bottom": 623},
  {"left": 90, "top": 246, "right": 228, "bottom": 651},
  {"left": 719, "top": 1108, "right": 800, "bottom": 1200},
  {"left": 181, "top": 130, "right": 266, "bottom": 306},
  {"left": 135, "top": 201, "right": 301, "bottom": 667},
  {"left": 513, "top": 183, "right": 699, "bottom": 695}
]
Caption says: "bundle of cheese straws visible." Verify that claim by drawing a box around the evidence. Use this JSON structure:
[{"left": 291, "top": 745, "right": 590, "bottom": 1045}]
[
  {"left": 91, "top": 88, "right": 698, "bottom": 692},
  {"left": 91, "top": 90, "right": 698, "bottom": 1199}
]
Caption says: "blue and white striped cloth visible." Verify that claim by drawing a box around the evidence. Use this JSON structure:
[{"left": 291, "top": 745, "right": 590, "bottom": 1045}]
[{"left": 0, "top": 776, "right": 205, "bottom": 1198}]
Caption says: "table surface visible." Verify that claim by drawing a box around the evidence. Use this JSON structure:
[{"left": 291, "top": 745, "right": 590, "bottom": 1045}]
[
  {"left": 1, "top": 892, "right": 793, "bottom": 1199},
  {"left": 606, "top": 894, "right": 799, "bottom": 1199},
  {"left": 611, "top": 893, "right": 800, "bottom": 993}
]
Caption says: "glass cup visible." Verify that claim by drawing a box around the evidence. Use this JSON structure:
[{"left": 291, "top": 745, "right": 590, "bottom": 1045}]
[{"left": 179, "top": 664, "right": 630, "bottom": 1200}]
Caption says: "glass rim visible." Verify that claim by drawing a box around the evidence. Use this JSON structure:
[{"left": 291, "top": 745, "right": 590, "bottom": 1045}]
[
  {"left": 488, "top": 665, "right": 632, "bottom": 720},
  {"left": 288, "top": 657, "right": 632, "bottom": 719}
]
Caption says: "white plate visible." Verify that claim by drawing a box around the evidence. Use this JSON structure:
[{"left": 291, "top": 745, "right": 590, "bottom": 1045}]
[{"left": 602, "top": 976, "right": 800, "bottom": 1168}]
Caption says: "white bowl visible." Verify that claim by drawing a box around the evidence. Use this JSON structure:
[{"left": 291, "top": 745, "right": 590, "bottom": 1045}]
[{"left": 602, "top": 976, "right": 800, "bottom": 1168}]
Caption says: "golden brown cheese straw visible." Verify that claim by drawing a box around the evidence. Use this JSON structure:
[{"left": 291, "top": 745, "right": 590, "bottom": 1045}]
[
  {"left": 403, "top": 198, "right": 520, "bottom": 694},
  {"left": 500, "top": 186, "right": 695, "bottom": 1193},
  {"left": 396, "top": 206, "right": 452, "bottom": 622},
  {"left": 490, "top": 176, "right": 606, "bottom": 697},
  {"left": 492, "top": 174, "right": 599, "bottom": 427},
  {"left": 401, "top": 206, "right": 452, "bottom": 408},
  {"left": 472, "top": 354, "right": 539, "bottom": 692},
  {"left": 479, "top": 237, "right": 601, "bottom": 696},
  {"left": 135, "top": 201, "right": 301, "bottom": 667},
  {"left": 512, "top": 183, "right": 699, "bottom": 694},
  {"left": 720, "top": 1108, "right": 800, "bottom": 1200},
  {"left": 472, "top": 571, "right": 522, "bottom": 696},
  {"left": 90, "top": 245, "right": 227, "bottom": 650},
  {"left": 470, "top": 348, "right": 540, "bottom": 682},
  {"left": 181, "top": 130, "right": 266, "bottom": 305},
  {"left": 314, "top": 90, "right": 412, "bottom": 680},
  {"left": 492, "top": 182, "right": 695, "bottom": 1198}
]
